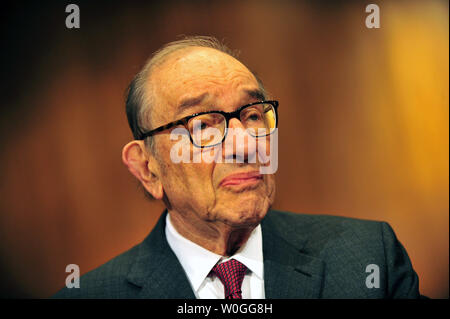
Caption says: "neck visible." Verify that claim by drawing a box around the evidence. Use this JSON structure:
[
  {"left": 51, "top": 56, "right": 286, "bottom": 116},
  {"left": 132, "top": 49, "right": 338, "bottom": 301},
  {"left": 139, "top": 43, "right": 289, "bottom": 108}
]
[{"left": 168, "top": 210, "right": 255, "bottom": 256}]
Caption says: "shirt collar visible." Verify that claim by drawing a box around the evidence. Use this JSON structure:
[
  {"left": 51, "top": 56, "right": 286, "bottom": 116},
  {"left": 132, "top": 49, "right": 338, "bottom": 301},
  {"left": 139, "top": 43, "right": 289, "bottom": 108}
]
[{"left": 165, "top": 212, "right": 264, "bottom": 292}]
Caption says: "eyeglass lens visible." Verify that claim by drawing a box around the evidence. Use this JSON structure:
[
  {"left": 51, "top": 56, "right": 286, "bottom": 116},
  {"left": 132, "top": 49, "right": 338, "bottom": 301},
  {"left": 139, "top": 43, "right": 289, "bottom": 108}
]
[{"left": 187, "top": 103, "right": 276, "bottom": 147}]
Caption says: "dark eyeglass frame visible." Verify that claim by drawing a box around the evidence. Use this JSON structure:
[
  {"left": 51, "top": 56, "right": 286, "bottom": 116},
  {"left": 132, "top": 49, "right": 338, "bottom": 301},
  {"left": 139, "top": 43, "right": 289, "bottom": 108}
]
[{"left": 138, "top": 100, "right": 279, "bottom": 148}]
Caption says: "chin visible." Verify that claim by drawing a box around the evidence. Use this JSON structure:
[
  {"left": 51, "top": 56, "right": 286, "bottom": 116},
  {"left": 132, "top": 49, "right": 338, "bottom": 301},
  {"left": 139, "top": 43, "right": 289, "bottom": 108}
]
[{"left": 214, "top": 194, "right": 270, "bottom": 227}]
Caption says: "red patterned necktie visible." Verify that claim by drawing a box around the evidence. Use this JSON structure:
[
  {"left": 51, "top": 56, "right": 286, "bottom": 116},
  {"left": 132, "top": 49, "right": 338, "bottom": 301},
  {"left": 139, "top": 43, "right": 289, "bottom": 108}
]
[{"left": 211, "top": 259, "right": 247, "bottom": 299}]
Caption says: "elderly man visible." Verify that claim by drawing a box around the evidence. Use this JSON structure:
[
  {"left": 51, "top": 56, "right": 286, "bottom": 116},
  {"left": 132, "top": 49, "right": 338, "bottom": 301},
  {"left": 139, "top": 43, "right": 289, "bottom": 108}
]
[{"left": 53, "top": 36, "right": 422, "bottom": 299}]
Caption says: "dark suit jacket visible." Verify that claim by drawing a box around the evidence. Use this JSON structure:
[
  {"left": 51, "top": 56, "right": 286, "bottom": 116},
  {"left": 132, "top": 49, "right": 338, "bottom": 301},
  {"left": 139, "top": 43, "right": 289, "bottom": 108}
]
[{"left": 52, "top": 210, "right": 422, "bottom": 298}]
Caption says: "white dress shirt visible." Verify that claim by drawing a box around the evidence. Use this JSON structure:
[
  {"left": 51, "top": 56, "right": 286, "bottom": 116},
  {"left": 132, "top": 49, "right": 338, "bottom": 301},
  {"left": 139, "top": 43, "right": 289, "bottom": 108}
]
[{"left": 165, "top": 213, "right": 265, "bottom": 299}]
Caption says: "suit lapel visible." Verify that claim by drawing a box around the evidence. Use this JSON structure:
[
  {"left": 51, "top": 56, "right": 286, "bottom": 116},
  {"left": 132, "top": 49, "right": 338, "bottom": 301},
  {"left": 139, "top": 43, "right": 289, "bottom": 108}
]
[
  {"left": 126, "top": 210, "right": 196, "bottom": 299},
  {"left": 262, "top": 211, "right": 325, "bottom": 298},
  {"left": 125, "top": 209, "right": 324, "bottom": 299}
]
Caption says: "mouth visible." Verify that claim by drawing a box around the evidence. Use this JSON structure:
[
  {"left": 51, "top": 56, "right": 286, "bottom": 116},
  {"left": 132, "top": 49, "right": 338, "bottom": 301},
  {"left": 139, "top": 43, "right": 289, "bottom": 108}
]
[{"left": 219, "top": 170, "right": 263, "bottom": 187}]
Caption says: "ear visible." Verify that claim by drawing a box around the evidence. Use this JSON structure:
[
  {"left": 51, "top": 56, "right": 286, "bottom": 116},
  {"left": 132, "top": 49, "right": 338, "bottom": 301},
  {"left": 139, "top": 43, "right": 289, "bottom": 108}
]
[{"left": 122, "top": 140, "right": 164, "bottom": 200}]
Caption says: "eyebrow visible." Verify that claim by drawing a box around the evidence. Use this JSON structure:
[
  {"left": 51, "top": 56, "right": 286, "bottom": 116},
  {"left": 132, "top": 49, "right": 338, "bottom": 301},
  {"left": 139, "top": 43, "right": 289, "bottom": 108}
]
[
  {"left": 176, "top": 88, "right": 266, "bottom": 115},
  {"left": 177, "top": 92, "right": 209, "bottom": 114},
  {"left": 245, "top": 88, "right": 266, "bottom": 101}
]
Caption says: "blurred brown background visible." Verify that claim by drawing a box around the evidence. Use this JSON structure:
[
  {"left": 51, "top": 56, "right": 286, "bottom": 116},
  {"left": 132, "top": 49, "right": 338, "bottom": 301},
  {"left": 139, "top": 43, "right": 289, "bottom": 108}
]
[{"left": 0, "top": 0, "right": 448, "bottom": 298}]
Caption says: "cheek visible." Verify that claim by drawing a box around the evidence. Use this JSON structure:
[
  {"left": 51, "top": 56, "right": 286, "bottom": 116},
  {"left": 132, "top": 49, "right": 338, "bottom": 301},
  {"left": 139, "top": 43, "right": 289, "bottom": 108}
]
[
  {"left": 159, "top": 150, "right": 218, "bottom": 204},
  {"left": 172, "top": 165, "right": 218, "bottom": 213},
  {"left": 162, "top": 137, "right": 216, "bottom": 184}
]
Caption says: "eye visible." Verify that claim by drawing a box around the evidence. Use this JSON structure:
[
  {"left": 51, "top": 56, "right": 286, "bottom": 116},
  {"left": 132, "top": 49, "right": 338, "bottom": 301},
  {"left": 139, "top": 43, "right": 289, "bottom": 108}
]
[
  {"left": 244, "top": 110, "right": 263, "bottom": 122},
  {"left": 249, "top": 113, "right": 261, "bottom": 121},
  {"left": 189, "top": 115, "right": 221, "bottom": 133},
  {"left": 191, "top": 120, "right": 210, "bottom": 131}
]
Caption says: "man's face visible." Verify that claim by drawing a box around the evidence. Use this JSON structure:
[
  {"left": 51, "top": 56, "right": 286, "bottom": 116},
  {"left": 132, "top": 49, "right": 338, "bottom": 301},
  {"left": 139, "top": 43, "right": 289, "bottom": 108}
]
[{"left": 148, "top": 47, "right": 276, "bottom": 228}]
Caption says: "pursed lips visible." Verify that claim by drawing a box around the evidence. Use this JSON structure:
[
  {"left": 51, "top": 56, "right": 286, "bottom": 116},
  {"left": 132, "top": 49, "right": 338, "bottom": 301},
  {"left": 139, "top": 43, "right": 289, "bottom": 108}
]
[{"left": 219, "top": 170, "right": 263, "bottom": 187}]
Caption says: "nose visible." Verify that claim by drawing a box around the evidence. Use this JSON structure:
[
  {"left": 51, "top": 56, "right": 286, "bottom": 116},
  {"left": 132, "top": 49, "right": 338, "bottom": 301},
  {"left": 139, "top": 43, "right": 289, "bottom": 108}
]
[{"left": 222, "top": 118, "right": 257, "bottom": 163}]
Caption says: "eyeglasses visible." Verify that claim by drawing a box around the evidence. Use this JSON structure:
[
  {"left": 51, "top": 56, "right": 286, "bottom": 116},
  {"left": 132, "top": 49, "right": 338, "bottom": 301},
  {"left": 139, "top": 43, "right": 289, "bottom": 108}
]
[{"left": 139, "top": 100, "right": 279, "bottom": 148}]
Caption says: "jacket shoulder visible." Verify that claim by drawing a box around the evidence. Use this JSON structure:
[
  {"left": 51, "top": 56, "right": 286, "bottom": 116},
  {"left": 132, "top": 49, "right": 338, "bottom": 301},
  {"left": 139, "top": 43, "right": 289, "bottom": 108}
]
[
  {"left": 267, "top": 209, "right": 390, "bottom": 261},
  {"left": 51, "top": 243, "right": 142, "bottom": 299},
  {"left": 265, "top": 210, "right": 421, "bottom": 298},
  {"left": 266, "top": 209, "right": 384, "bottom": 247}
]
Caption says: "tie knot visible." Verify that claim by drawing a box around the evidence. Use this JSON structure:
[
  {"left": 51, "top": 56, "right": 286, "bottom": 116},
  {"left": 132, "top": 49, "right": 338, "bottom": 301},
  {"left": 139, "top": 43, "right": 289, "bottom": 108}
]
[{"left": 211, "top": 259, "right": 247, "bottom": 299}]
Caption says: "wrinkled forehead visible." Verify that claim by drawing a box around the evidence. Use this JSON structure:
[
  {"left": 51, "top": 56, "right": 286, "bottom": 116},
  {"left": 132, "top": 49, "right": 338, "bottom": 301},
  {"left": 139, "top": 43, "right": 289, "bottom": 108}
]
[
  {"left": 149, "top": 47, "right": 259, "bottom": 116},
  {"left": 153, "top": 47, "right": 256, "bottom": 86}
]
